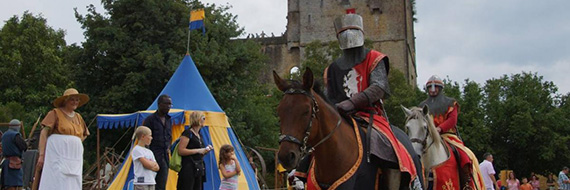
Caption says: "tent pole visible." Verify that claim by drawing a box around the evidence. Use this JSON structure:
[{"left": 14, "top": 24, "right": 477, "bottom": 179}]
[
  {"left": 186, "top": 24, "right": 191, "bottom": 54},
  {"left": 97, "top": 127, "right": 101, "bottom": 190}
]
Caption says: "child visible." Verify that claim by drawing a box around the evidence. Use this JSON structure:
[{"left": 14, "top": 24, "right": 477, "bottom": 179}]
[
  {"left": 132, "top": 126, "right": 160, "bottom": 190},
  {"left": 520, "top": 177, "right": 533, "bottom": 190},
  {"left": 218, "top": 144, "right": 241, "bottom": 190}
]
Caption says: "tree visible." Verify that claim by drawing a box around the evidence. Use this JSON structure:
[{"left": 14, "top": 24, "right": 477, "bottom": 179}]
[
  {"left": 73, "top": 0, "right": 277, "bottom": 164},
  {"left": 384, "top": 68, "right": 423, "bottom": 128},
  {"left": 456, "top": 79, "right": 489, "bottom": 156},
  {"left": 0, "top": 12, "right": 72, "bottom": 126},
  {"left": 482, "top": 72, "right": 568, "bottom": 175},
  {"left": 301, "top": 40, "right": 340, "bottom": 83},
  {"left": 74, "top": 0, "right": 190, "bottom": 115}
]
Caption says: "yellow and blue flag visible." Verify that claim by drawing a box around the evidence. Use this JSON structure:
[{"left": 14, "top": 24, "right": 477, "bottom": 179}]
[{"left": 189, "top": 9, "right": 205, "bottom": 35}]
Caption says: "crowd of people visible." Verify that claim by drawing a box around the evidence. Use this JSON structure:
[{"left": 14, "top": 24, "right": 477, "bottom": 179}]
[
  {"left": 0, "top": 90, "right": 245, "bottom": 190},
  {"left": 479, "top": 153, "right": 568, "bottom": 190}
]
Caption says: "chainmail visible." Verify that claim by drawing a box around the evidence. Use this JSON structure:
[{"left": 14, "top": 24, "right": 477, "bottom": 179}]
[{"left": 418, "top": 93, "right": 456, "bottom": 116}]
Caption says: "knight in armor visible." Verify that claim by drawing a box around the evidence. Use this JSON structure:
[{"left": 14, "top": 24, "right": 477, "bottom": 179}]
[
  {"left": 419, "top": 75, "right": 477, "bottom": 187},
  {"left": 296, "top": 12, "right": 417, "bottom": 189}
]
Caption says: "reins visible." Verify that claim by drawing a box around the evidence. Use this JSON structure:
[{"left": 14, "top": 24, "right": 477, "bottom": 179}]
[
  {"left": 278, "top": 88, "right": 342, "bottom": 157},
  {"left": 406, "top": 113, "right": 436, "bottom": 154}
]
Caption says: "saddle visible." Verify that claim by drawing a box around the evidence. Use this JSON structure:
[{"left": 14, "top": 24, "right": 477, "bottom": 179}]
[
  {"left": 353, "top": 117, "right": 398, "bottom": 166},
  {"left": 449, "top": 143, "right": 473, "bottom": 190}
]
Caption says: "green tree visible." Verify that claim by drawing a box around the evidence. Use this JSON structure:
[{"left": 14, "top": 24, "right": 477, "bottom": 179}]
[
  {"left": 74, "top": 0, "right": 190, "bottom": 115},
  {"left": 73, "top": 0, "right": 276, "bottom": 165},
  {"left": 483, "top": 72, "right": 567, "bottom": 175},
  {"left": 302, "top": 40, "right": 340, "bottom": 83},
  {"left": 456, "top": 79, "right": 489, "bottom": 156},
  {"left": 385, "top": 68, "right": 423, "bottom": 128},
  {"left": 0, "top": 12, "right": 72, "bottom": 127}
]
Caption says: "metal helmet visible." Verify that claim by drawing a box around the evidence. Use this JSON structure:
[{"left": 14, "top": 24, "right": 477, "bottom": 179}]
[
  {"left": 334, "top": 14, "right": 364, "bottom": 50},
  {"left": 9, "top": 119, "right": 21, "bottom": 131},
  {"left": 425, "top": 75, "right": 444, "bottom": 92}
]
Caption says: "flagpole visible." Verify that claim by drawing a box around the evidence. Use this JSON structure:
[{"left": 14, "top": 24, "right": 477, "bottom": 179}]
[
  {"left": 186, "top": 5, "right": 192, "bottom": 55},
  {"left": 186, "top": 26, "right": 191, "bottom": 55}
]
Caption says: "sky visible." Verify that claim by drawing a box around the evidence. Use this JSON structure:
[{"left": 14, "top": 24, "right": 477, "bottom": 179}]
[{"left": 1, "top": 0, "right": 569, "bottom": 94}]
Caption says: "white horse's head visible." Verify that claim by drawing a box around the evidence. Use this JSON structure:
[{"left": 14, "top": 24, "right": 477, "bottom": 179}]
[{"left": 402, "top": 105, "right": 440, "bottom": 156}]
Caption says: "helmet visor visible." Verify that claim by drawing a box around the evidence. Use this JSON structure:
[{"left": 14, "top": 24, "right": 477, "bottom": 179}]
[{"left": 338, "top": 29, "right": 364, "bottom": 50}]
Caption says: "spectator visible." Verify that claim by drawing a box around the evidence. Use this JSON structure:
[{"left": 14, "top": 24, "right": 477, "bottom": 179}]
[
  {"left": 479, "top": 153, "right": 499, "bottom": 190},
  {"left": 507, "top": 171, "right": 520, "bottom": 190},
  {"left": 37, "top": 88, "right": 90, "bottom": 189},
  {"left": 530, "top": 174, "right": 540, "bottom": 190},
  {"left": 558, "top": 167, "right": 570, "bottom": 190},
  {"left": 547, "top": 173, "right": 556, "bottom": 190},
  {"left": 521, "top": 178, "right": 532, "bottom": 190},
  {"left": 177, "top": 111, "right": 213, "bottom": 189},
  {"left": 499, "top": 180, "right": 507, "bottom": 190},
  {"left": 218, "top": 144, "right": 241, "bottom": 190},
  {"left": 142, "top": 94, "right": 173, "bottom": 190},
  {"left": 132, "top": 126, "right": 159, "bottom": 190},
  {"left": 1, "top": 119, "right": 27, "bottom": 190}
]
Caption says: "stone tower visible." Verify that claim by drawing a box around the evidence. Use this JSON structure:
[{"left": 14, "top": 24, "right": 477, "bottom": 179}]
[{"left": 260, "top": 0, "right": 417, "bottom": 85}]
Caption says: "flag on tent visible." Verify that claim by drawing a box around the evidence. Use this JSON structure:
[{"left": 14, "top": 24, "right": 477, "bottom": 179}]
[{"left": 190, "top": 9, "right": 206, "bottom": 35}]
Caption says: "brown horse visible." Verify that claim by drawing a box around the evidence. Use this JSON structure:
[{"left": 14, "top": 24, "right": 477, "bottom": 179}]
[{"left": 274, "top": 68, "right": 422, "bottom": 190}]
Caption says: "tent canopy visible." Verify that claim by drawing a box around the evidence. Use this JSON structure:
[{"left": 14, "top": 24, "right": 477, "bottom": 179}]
[
  {"left": 146, "top": 55, "right": 223, "bottom": 112},
  {"left": 97, "top": 55, "right": 259, "bottom": 190}
]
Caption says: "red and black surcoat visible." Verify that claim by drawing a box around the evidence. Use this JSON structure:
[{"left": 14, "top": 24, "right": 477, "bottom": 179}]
[{"left": 324, "top": 49, "right": 417, "bottom": 179}]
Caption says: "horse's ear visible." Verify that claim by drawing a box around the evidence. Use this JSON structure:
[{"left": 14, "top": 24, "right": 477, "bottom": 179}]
[
  {"left": 401, "top": 105, "right": 413, "bottom": 117},
  {"left": 302, "top": 67, "right": 314, "bottom": 90},
  {"left": 422, "top": 104, "right": 430, "bottom": 115},
  {"left": 273, "top": 70, "right": 288, "bottom": 92}
]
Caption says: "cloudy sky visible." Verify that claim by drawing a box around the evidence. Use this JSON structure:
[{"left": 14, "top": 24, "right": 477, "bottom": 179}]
[{"left": 1, "top": 0, "right": 569, "bottom": 94}]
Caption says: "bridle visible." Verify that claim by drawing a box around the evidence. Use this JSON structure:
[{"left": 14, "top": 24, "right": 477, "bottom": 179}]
[
  {"left": 406, "top": 113, "right": 434, "bottom": 154},
  {"left": 278, "top": 88, "right": 341, "bottom": 157}
]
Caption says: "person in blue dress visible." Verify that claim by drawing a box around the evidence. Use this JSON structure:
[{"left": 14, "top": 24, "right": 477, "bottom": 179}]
[{"left": 1, "top": 119, "right": 27, "bottom": 190}]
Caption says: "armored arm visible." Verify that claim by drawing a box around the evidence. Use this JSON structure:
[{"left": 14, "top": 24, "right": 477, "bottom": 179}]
[{"left": 337, "top": 59, "right": 390, "bottom": 114}]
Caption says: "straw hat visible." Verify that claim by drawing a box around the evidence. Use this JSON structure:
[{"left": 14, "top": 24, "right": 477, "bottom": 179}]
[{"left": 52, "top": 88, "right": 90, "bottom": 108}]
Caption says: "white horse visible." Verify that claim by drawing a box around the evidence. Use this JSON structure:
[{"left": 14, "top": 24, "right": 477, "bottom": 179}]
[
  {"left": 401, "top": 105, "right": 449, "bottom": 175},
  {"left": 402, "top": 105, "right": 485, "bottom": 190}
]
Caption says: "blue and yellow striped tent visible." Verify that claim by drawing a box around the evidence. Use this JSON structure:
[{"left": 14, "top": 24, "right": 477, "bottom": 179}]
[{"left": 97, "top": 55, "right": 260, "bottom": 190}]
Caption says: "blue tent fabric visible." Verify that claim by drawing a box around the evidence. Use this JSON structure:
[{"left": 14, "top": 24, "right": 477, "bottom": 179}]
[
  {"left": 201, "top": 127, "right": 222, "bottom": 190},
  {"left": 97, "top": 111, "right": 185, "bottom": 129},
  {"left": 147, "top": 56, "right": 223, "bottom": 112},
  {"left": 227, "top": 127, "right": 258, "bottom": 190}
]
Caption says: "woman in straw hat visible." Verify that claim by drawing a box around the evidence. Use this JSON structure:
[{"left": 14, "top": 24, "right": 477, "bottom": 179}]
[{"left": 35, "top": 88, "right": 90, "bottom": 189}]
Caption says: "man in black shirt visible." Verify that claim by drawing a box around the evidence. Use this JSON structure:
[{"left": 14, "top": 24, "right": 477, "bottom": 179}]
[{"left": 142, "top": 94, "right": 172, "bottom": 190}]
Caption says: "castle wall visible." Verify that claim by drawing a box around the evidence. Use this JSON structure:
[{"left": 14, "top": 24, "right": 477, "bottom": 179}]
[{"left": 259, "top": 0, "right": 417, "bottom": 85}]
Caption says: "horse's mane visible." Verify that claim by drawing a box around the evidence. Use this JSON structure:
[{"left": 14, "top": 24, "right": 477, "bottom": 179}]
[{"left": 408, "top": 107, "right": 441, "bottom": 145}]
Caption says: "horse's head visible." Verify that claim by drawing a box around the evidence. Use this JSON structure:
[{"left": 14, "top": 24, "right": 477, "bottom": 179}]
[
  {"left": 402, "top": 105, "right": 439, "bottom": 156},
  {"left": 273, "top": 68, "right": 316, "bottom": 170}
]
